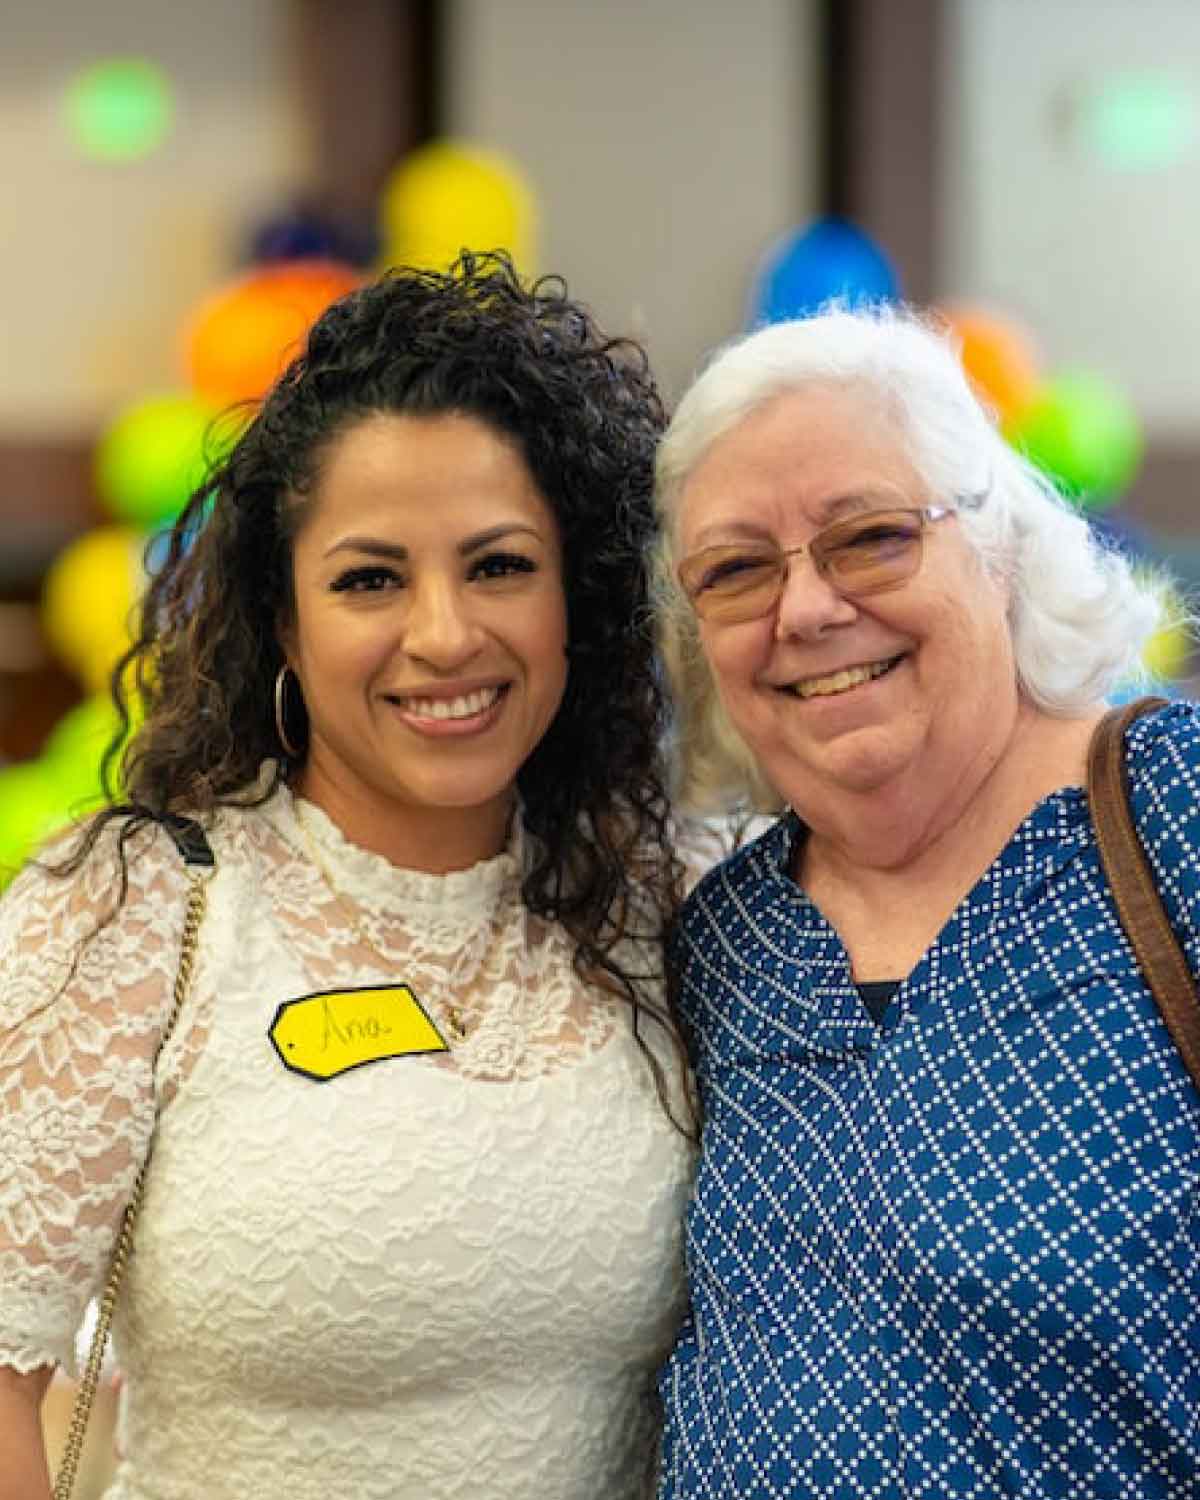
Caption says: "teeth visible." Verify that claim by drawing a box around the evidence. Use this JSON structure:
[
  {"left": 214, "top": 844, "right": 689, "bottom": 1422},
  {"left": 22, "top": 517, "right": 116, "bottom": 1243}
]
[
  {"left": 794, "top": 658, "right": 896, "bottom": 700},
  {"left": 401, "top": 687, "right": 501, "bottom": 720}
]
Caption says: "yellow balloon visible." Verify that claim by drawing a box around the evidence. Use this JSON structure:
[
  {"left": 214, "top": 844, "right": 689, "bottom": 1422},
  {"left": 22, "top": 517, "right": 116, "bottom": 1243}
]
[
  {"left": 1142, "top": 585, "right": 1193, "bottom": 681},
  {"left": 1143, "top": 621, "right": 1192, "bottom": 682},
  {"left": 42, "top": 527, "right": 145, "bottom": 692},
  {"left": 378, "top": 140, "right": 537, "bottom": 275}
]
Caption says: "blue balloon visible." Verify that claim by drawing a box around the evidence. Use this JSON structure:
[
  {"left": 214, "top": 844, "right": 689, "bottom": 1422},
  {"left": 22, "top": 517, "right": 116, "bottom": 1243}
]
[
  {"left": 1108, "top": 675, "right": 1179, "bottom": 707},
  {"left": 1088, "top": 507, "right": 1148, "bottom": 562},
  {"left": 246, "top": 205, "right": 377, "bottom": 268},
  {"left": 143, "top": 524, "right": 174, "bottom": 578},
  {"left": 750, "top": 217, "right": 899, "bottom": 326}
]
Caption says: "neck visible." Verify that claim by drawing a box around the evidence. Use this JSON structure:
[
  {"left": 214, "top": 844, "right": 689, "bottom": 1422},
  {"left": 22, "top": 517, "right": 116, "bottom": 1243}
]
[
  {"left": 291, "top": 769, "right": 514, "bottom": 874},
  {"left": 798, "top": 701, "right": 1103, "bottom": 890}
]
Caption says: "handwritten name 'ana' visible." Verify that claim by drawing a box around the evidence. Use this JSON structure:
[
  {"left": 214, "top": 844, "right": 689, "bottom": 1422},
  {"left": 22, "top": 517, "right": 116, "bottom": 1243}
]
[{"left": 320, "top": 998, "right": 394, "bottom": 1052}]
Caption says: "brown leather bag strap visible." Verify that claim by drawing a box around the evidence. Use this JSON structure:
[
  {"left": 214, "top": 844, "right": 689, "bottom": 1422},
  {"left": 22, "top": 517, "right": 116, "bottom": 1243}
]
[{"left": 1087, "top": 696, "right": 1200, "bottom": 1094}]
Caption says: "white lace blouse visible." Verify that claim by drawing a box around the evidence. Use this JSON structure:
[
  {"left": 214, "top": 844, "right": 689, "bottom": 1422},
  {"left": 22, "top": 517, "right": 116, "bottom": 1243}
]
[{"left": 0, "top": 784, "right": 696, "bottom": 1499}]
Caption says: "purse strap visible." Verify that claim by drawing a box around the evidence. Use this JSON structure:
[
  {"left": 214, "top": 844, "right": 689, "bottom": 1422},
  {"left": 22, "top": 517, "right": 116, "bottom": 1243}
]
[
  {"left": 52, "top": 819, "right": 214, "bottom": 1500},
  {"left": 1087, "top": 696, "right": 1200, "bottom": 1095}
]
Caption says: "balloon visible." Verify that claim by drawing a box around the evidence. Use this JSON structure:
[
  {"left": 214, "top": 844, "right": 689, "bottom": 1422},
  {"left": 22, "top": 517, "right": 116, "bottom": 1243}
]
[
  {"left": 94, "top": 391, "right": 228, "bottom": 529},
  {"left": 378, "top": 141, "right": 537, "bottom": 275},
  {"left": 748, "top": 217, "right": 898, "bottom": 326},
  {"left": 1108, "top": 675, "right": 1179, "bottom": 707},
  {"left": 0, "top": 761, "right": 72, "bottom": 888},
  {"left": 1088, "top": 506, "right": 1149, "bottom": 562},
  {"left": 183, "top": 260, "right": 362, "bottom": 408},
  {"left": 64, "top": 57, "right": 174, "bottom": 162},
  {"left": 1004, "top": 372, "right": 1142, "bottom": 509},
  {"left": 1142, "top": 585, "right": 1193, "bottom": 682},
  {"left": 938, "top": 305, "right": 1041, "bottom": 425},
  {"left": 42, "top": 527, "right": 145, "bottom": 693},
  {"left": 247, "top": 205, "right": 377, "bottom": 268},
  {"left": 41, "top": 693, "right": 135, "bottom": 814}
]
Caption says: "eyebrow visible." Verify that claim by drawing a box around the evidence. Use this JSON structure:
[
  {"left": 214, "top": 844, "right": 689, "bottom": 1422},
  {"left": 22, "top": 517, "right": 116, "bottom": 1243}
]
[
  {"left": 819, "top": 491, "right": 891, "bottom": 520},
  {"left": 322, "top": 523, "right": 546, "bottom": 560},
  {"left": 687, "top": 489, "right": 908, "bottom": 549}
]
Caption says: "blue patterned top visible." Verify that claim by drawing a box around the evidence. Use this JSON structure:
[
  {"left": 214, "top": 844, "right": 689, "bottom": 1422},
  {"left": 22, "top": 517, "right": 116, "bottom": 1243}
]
[{"left": 658, "top": 701, "right": 1200, "bottom": 1500}]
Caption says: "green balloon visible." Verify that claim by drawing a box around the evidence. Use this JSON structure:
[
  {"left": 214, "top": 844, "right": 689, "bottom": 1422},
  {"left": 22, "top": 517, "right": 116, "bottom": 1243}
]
[
  {"left": 0, "top": 762, "right": 73, "bottom": 889},
  {"left": 94, "top": 391, "right": 226, "bottom": 529},
  {"left": 65, "top": 58, "right": 174, "bottom": 163},
  {"left": 41, "top": 695, "right": 127, "bottom": 813},
  {"left": 1004, "top": 372, "right": 1143, "bottom": 510}
]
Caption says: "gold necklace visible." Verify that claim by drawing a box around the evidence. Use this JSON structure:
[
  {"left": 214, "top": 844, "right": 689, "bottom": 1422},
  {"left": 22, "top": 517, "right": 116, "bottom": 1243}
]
[{"left": 293, "top": 803, "right": 471, "bottom": 1044}]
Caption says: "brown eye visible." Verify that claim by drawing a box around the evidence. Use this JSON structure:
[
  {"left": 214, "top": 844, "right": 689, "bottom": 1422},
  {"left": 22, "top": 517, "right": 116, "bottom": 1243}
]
[
  {"left": 330, "top": 566, "right": 401, "bottom": 593},
  {"left": 470, "top": 552, "right": 538, "bottom": 583}
]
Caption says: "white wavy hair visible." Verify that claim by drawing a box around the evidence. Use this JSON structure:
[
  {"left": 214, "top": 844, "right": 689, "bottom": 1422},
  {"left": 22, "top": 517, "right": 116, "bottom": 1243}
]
[{"left": 652, "top": 301, "right": 1168, "bottom": 811}]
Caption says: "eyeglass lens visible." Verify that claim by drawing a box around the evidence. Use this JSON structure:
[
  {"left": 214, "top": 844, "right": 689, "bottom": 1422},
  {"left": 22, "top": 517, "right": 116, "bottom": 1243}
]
[{"left": 681, "top": 508, "right": 927, "bottom": 621}]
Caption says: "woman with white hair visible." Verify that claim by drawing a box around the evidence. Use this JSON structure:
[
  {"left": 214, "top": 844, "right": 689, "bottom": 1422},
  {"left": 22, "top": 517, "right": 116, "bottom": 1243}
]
[{"left": 652, "top": 303, "right": 1200, "bottom": 1498}]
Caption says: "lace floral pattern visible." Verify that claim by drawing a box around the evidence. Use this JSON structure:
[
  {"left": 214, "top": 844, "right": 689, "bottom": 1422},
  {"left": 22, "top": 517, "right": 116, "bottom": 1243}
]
[
  {"left": 0, "top": 788, "right": 697, "bottom": 1498},
  {"left": 279, "top": 794, "right": 620, "bottom": 1082}
]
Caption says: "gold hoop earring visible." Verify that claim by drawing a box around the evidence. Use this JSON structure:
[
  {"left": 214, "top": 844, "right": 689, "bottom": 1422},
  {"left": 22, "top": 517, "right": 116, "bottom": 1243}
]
[{"left": 274, "top": 665, "right": 305, "bottom": 759}]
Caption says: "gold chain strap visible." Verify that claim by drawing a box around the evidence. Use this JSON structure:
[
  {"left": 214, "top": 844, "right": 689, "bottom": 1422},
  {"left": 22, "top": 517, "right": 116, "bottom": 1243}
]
[{"left": 52, "top": 867, "right": 211, "bottom": 1499}]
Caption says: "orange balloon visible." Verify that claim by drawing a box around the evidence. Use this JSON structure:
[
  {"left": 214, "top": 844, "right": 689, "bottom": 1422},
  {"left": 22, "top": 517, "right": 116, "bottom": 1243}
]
[
  {"left": 938, "top": 304, "right": 1041, "bottom": 426},
  {"left": 183, "top": 260, "right": 362, "bottom": 408}
]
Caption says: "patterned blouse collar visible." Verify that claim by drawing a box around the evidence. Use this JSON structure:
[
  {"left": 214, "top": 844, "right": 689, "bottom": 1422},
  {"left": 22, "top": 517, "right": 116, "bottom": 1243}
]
[{"left": 749, "top": 780, "right": 1095, "bottom": 920}]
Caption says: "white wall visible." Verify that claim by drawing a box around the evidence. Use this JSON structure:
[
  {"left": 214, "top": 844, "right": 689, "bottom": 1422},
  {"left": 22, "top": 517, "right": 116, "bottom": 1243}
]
[
  {"left": 0, "top": 1, "right": 818, "bottom": 433},
  {"left": 0, "top": 0, "right": 308, "bottom": 436},
  {"left": 942, "top": 0, "right": 1200, "bottom": 439},
  {"left": 444, "top": 0, "right": 820, "bottom": 405}
]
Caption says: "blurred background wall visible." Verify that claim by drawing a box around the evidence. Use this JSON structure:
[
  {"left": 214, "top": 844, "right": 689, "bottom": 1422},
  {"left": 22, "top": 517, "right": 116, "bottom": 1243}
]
[
  {"left": 1, "top": 0, "right": 816, "bottom": 423},
  {"left": 443, "top": 0, "right": 816, "bottom": 405},
  {"left": 0, "top": 0, "right": 823, "bottom": 772},
  {"left": 941, "top": 0, "right": 1200, "bottom": 549},
  {"left": 944, "top": 0, "right": 1200, "bottom": 443},
  {"left": 1, "top": 1, "right": 309, "bottom": 434}
]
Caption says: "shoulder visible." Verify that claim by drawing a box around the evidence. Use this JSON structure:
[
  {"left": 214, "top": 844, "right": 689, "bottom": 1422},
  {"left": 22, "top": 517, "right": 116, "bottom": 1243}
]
[
  {"left": 0, "top": 813, "right": 199, "bottom": 1030},
  {"left": 1114, "top": 697, "right": 1200, "bottom": 926},
  {"left": 676, "top": 812, "right": 794, "bottom": 946},
  {"left": 1120, "top": 697, "right": 1200, "bottom": 831},
  {"left": 669, "top": 814, "right": 798, "bottom": 1043},
  {"left": 2, "top": 811, "right": 190, "bottom": 916},
  {"left": 1122, "top": 696, "right": 1200, "bottom": 775}
]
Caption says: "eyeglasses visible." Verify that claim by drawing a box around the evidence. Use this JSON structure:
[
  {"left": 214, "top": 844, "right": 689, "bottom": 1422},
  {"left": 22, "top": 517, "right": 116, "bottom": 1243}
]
[{"left": 677, "top": 504, "right": 958, "bottom": 624}]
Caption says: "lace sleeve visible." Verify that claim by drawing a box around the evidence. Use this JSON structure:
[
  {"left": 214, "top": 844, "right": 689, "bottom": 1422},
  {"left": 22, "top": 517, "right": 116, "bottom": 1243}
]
[{"left": 0, "top": 821, "right": 193, "bottom": 1375}]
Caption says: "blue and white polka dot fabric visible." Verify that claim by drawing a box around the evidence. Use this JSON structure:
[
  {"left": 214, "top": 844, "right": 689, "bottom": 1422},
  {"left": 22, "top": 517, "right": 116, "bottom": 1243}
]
[{"left": 658, "top": 701, "right": 1200, "bottom": 1499}]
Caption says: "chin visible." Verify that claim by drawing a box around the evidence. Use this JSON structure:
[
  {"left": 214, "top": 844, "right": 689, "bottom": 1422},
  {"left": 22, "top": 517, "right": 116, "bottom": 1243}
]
[
  {"left": 772, "top": 734, "right": 911, "bottom": 804},
  {"left": 415, "top": 781, "right": 515, "bottom": 813}
]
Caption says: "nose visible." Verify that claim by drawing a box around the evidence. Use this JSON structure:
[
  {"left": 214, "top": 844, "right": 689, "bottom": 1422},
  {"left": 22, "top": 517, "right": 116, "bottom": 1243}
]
[
  {"left": 402, "top": 577, "right": 483, "bottom": 666},
  {"left": 772, "top": 554, "right": 858, "bottom": 641}
]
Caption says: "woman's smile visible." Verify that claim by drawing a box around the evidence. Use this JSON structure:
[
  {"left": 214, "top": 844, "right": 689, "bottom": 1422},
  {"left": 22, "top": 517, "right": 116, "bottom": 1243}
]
[
  {"left": 384, "top": 682, "right": 510, "bottom": 734},
  {"left": 781, "top": 653, "right": 905, "bottom": 701}
]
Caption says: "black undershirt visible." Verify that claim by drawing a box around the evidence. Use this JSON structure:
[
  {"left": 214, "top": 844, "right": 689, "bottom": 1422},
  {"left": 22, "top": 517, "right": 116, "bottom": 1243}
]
[
  {"left": 789, "top": 821, "right": 901, "bottom": 1026},
  {"left": 855, "top": 979, "right": 900, "bottom": 1025}
]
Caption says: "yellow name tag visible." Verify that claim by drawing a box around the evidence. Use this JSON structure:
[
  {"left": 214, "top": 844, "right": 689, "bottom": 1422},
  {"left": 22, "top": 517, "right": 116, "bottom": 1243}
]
[{"left": 269, "top": 986, "right": 448, "bottom": 1081}]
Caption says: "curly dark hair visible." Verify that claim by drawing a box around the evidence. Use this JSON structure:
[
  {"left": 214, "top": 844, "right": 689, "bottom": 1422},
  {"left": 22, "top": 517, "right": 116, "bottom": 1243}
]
[{"left": 69, "top": 250, "right": 692, "bottom": 1131}]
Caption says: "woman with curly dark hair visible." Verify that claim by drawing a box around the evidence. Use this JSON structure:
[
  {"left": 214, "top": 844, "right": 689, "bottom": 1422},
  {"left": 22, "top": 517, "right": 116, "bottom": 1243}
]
[{"left": 0, "top": 253, "right": 695, "bottom": 1499}]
